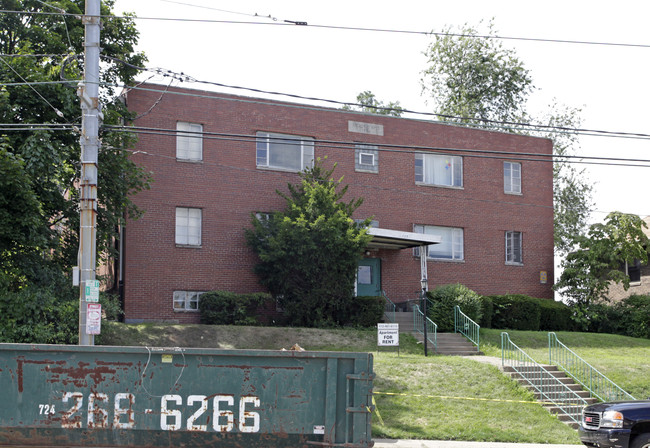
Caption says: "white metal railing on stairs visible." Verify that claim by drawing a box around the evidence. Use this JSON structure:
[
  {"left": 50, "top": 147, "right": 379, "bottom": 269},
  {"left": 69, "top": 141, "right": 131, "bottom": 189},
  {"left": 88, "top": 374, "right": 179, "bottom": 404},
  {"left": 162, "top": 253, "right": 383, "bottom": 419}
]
[
  {"left": 382, "top": 290, "right": 396, "bottom": 323},
  {"left": 413, "top": 305, "right": 437, "bottom": 351},
  {"left": 502, "top": 332, "right": 588, "bottom": 424},
  {"left": 548, "top": 332, "right": 635, "bottom": 402},
  {"left": 454, "top": 305, "right": 480, "bottom": 352}
]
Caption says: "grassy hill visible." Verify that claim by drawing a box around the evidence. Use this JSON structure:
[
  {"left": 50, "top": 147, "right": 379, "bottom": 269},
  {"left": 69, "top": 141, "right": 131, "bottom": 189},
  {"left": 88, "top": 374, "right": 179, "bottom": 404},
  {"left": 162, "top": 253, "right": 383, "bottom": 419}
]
[{"left": 99, "top": 322, "right": 650, "bottom": 444}]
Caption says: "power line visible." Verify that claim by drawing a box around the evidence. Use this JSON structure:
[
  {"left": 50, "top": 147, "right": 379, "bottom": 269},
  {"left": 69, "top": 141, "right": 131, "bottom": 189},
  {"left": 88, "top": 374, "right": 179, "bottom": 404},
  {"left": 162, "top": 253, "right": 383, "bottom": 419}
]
[
  {"left": 118, "top": 81, "right": 650, "bottom": 142},
  {"left": 2, "top": 8, "right": 649, "bottom": 50},
  {"left": 104, "top": 124, "right": 650, "bottom": 168}
]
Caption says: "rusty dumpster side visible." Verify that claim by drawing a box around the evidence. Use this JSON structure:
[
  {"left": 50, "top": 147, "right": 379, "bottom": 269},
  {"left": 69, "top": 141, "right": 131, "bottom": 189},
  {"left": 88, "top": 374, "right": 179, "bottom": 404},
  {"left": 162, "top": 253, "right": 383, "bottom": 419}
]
[{"left": 0, "top": 343, "right": 374, "bottom": 447}]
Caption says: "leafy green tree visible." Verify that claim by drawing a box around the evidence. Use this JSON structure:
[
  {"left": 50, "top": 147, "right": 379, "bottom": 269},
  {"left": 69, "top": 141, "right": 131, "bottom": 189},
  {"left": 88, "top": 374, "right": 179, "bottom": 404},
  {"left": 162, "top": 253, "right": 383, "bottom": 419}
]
[
  {"left": 245, "top": 159, "right": 372, "bottom": 327},
  {"left": 554, "top": 212, "right": 650, "bottom": 306},
  {"left": 421, "top": 21, "right": 593, "bottom": 256},
  {"left": 0, "top": 0, "right": 149, "bottom": 286},
  {"left": 343, "top": 90, "right": 404, "bottom": 117}
]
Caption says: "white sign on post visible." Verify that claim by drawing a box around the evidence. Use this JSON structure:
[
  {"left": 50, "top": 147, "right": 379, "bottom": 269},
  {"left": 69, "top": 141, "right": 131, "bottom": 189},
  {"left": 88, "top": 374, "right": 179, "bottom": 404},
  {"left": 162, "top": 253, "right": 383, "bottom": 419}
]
[
  {"left": 85, "top": 280, "right": 100, "bottom": 303},
  {"left": 86, "top": 303, "right": 102, "bottom": 335},
  {"left": 377, "top": 323, "right": 399, "bottom": 347}
]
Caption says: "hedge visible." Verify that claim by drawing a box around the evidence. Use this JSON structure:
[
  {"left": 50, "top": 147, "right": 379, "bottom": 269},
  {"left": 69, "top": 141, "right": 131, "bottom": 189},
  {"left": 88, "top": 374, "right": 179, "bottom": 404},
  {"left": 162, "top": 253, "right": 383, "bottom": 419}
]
[{"left": 199, "top": 291, "right": 272, "bottom": 326}]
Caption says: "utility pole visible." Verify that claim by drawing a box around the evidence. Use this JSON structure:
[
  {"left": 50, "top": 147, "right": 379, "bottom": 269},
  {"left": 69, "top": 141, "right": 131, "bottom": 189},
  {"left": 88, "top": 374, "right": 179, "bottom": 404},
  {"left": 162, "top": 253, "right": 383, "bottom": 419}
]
[{"left": 77, "top": 0, "right": 101, "bottom": 345}]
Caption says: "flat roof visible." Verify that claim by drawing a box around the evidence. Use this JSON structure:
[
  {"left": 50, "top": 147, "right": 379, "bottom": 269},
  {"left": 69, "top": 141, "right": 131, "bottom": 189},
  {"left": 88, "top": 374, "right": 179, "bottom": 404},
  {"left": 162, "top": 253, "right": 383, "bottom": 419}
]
[{"left": 366, "top": 227, "right": 441, "bottom": 250}]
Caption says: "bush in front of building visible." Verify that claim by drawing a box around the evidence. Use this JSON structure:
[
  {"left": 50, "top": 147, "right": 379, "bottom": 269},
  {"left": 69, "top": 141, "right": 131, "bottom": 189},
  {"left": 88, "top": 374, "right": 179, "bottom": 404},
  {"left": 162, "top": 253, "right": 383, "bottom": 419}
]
[
  {"left": 427, "top": 283, "right": 482, "bottom": 332},
  {"left": 199, "top": 291, "right": 272, "bottom": 326},
  {"left": 488, "top": 294, "right": 541, "bottom": 331},
  {"left": 480, "top": 296, "right": 493, "bottom": 328},
  {"left": 609, "top": 294, "right": 650, "bottom": 339},
  {"left": 344, "top": 296, "right": 385, "bottom": 327},
  {"left": 531, "top": 297, "right": 574, "bottom": 331}
]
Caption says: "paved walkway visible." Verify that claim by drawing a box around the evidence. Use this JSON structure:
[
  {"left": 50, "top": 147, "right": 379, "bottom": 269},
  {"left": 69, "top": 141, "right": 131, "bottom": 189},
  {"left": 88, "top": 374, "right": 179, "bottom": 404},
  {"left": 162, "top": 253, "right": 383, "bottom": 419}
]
[{"left": 374, "top": 439, "right": 579, "bottom": 447}]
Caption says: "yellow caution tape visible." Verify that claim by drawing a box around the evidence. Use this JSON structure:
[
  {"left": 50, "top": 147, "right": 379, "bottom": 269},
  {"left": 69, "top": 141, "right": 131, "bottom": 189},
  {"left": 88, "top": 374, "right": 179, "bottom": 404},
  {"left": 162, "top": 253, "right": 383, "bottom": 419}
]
[
  {"left": 373, "top": 391, "right": 572, "bottom": 405},
  {"left": 372, "top": 396, "right": 384, "bottom": 425}
]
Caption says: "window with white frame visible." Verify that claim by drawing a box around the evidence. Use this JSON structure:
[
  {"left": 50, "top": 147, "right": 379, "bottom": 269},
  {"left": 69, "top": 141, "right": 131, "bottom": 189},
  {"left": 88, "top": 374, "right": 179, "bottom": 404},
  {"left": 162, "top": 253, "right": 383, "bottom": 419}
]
[
  {"left": 175, "top": 207, "right": 202, "bottom": 246},
  {"left": 256, "top": 132, "right": 314, "bottom": 172},
  {"left": 414, "top": 224, "right": 464, "bottom": 261},
  {"left": 173, "top": 290, "right": 203, "bottom": 311},
  {"left": 504, "top": 161, "right": 522, "bottom": 194},
  {"left": 355, "top": 144, "right": 379, "bottom": 173},
  {"left": 176, "top": 122, "right": 203, "bottom": 161},
  {"left": 415, "top": 153, "right": 463, "bottom": 187},
  {"left": 505, "top": 231, "right": 523, "bottom": 264}
]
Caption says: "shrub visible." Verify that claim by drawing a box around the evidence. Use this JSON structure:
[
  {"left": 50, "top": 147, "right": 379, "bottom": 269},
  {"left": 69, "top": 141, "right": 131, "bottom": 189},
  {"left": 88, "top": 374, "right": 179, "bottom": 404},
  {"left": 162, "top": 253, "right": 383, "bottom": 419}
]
[
  {"left": 199, "top": 291, "right": 271, "bottom": 326},
  {"left": 489, "top": 294, "right": 541, "bottom": 331},
  {"left": 427, "top": 284, "right": 482, "bottom": 332},
  {"left": 345, "top": 296, "right": 385, "bottom": 327},
  {"left": 480, "top": 296, "right": 493, "bottom": 329},
  {"left": 533, "top": 298, "right": 574, "bottom": 331},
  {"left": 616, "top": 294, "right": 650, "bottom": 339},
  {"left": 0, "top": 283, "right": 78, "bottom": 344}
]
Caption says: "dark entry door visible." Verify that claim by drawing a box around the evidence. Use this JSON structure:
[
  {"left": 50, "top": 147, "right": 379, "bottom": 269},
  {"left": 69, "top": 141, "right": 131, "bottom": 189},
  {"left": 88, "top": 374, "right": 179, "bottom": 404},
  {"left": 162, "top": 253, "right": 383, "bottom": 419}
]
[{"left": 356, "top": 258, "right": 381, "bottom": 296}]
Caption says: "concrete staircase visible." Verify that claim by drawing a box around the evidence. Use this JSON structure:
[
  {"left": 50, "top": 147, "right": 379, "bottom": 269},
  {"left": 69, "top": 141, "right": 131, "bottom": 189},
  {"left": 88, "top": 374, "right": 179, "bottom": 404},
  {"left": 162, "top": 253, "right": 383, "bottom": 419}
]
[
  {"left": 387, "top": 311, "right": 481, "bottom": 356},
  {"left": 503, "top": 364, "right": 598, "bottom": 428}
]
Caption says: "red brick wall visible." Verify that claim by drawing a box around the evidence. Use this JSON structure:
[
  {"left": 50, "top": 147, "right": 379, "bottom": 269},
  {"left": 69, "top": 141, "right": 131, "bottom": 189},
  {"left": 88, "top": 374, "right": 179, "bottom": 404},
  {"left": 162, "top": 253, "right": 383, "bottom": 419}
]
[{"left": 122, "top": 84, "right": 554, "bottom": 323}]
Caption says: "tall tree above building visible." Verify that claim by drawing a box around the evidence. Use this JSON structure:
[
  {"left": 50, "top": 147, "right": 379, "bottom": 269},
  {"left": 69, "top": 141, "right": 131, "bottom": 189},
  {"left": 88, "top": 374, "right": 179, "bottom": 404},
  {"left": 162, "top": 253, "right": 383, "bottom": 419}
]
[
  {"left": 421, "top": 21, "right": 593, "bottom": 256},
  {"left": 0, "top": 0, "right": 149, "bottom": 288},
  {"left": 343, "top": 90, "right": 404, "bottom": 117}
]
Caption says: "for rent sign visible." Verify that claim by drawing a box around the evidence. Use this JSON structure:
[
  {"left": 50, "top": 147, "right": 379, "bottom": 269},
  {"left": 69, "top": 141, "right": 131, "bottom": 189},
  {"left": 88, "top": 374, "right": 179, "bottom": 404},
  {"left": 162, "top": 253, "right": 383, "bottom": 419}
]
[{"left": 377, "top": 323, "right": 399, "bottom": 347}]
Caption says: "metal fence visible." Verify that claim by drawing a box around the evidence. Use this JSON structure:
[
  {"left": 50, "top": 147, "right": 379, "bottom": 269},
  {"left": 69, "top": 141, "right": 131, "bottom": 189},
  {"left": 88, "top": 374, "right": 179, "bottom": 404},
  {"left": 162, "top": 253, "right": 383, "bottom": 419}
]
[
  {"left": 413, "top": 305, "right": 437, "bottom": 351},
  {"left": 502, "top": 332, "right": 588, "bottom": 423},
  {"left": 548, "top": 332, "right": 635, "bottom": 402},
  {"left": 382, "top": 290, "right": 396, "bottom": 323},
  {"left": 454, "top": 305, "right": 480, "bottom": 352}
]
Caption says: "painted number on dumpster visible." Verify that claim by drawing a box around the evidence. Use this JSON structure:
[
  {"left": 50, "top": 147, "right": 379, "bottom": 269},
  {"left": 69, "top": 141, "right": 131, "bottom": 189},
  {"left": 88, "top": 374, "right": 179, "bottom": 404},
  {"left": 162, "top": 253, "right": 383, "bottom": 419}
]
[{"left": 58, "top": 392, "right": 260, "bottom": 433}]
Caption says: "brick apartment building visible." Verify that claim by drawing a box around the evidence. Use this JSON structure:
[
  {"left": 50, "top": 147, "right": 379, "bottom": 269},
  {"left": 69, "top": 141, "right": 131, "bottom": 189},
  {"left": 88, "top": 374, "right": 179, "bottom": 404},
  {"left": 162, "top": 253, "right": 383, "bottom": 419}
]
[{"left": 119, "top": 83, "right": 554, "bottom": 323}]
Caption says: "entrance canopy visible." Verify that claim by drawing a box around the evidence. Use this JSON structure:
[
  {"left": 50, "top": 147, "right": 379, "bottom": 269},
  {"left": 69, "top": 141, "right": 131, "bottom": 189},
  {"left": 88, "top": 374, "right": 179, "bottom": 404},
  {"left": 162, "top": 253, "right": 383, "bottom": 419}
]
[{"left": 365, "top": 227, "right": 441, "bottom": 250}]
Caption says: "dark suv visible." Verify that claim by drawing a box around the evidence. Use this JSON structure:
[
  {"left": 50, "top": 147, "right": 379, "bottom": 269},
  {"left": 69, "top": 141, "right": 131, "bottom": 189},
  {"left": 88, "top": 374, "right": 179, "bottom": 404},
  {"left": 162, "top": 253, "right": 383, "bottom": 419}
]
[{"left": 580, "top": 401, "right": 650, "bottom": 448}]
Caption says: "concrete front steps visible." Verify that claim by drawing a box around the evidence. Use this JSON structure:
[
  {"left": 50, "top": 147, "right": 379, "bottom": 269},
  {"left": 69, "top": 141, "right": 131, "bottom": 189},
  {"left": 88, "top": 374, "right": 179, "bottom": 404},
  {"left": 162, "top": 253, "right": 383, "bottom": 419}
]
[
  {"left": 386, "top": 311, "right": 481, "bottom": 356},
  {"left": 503, "top": 364, "right": 598, "bottom": 428}
]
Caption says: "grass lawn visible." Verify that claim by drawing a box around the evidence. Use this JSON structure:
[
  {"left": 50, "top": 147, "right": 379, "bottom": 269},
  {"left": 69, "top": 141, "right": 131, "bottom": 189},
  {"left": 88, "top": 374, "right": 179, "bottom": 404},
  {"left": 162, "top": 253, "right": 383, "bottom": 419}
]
[{"left": 100, "top": 322, "right": 650, "bottom": 444}]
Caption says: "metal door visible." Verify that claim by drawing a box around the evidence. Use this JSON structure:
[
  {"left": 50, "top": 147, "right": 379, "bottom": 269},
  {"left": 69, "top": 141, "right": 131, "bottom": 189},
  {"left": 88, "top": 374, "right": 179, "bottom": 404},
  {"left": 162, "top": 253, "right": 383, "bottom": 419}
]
[{"left": 356, "top": 258, "right": 381, "bottom": 296}]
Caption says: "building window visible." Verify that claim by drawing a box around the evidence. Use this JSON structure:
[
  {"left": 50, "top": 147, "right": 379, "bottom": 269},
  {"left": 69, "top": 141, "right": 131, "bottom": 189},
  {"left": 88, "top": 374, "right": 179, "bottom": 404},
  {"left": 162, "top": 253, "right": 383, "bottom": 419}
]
[
  {"left": 173, "top": 291, "right": 202, "bottom": 311},
  {"left": 176, "top": 122, "right": 203, "bottom": 161},
  {"left": 506, "top": 231, "right": 523, "bottom": 264},
  {"left": 175, "top": 207, "right": 202, "bottom": 246},
  {"left": 504, "top": 162, "right": 521, "bottom": 194},
  {"left": 256, "top": 131, "right": 314, "bottom": 172},
  {"left": 414, "top": 225, "right": 464, "bottom": 261},
  {"left": 355, "top": 144, "right": 379, "bottom": 173},
  {"left": 415, "top": 153, "right": 463, "bottom": 187}
]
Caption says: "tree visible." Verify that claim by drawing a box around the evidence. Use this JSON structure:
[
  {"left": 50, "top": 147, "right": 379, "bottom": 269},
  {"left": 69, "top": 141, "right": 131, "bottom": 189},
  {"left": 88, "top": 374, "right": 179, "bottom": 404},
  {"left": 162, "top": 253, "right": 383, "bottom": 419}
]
[
  {"left": 0, "top": 0, "right": 149, "bottom": 287},
  {"left": 245, "top": 159, "right": 372, "bottom": 327},
  {"left": 343, "top": 90, "right": 404, "bottom": 117},
  {"left": 421, "top": 21, "right": 593, "bottom": 255},
  {"left": 554, "top": 212, "right": 650, "bottom": 306}
]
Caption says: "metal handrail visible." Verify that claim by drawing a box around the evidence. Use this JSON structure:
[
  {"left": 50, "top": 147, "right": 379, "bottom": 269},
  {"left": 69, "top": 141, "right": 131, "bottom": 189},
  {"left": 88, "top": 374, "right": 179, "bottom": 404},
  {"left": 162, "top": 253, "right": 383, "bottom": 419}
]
[
  {"left": 454, "top": 305, "right": 480, "bottom": 352},
  {"left": 413, "top": 305, "right": 437, "bottom": 351},
  {"left": 382, "top": 290, "right": 396, "bottom": 323},
  {"left": 502, "top": 332, "right": 588, "bottom": 424},
  {"left": 548, "top": 332, "right": 635, "bottom": 402}
]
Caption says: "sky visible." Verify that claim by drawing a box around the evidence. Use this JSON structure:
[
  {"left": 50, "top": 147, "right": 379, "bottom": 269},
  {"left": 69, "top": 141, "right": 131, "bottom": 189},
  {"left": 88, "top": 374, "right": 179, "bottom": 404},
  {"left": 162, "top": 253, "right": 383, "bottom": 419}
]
[{"left": 112, "top": 0, "right": 650, "bottom": 223}]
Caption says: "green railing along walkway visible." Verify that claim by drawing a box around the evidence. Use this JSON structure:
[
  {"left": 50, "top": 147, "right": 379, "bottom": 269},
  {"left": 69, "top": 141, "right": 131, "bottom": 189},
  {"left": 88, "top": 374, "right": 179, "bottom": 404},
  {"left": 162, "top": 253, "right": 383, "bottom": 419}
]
[
  {"left": 502, "top": 332, "right": 588, "bottom": 424},
  {"left": 382, "top": 290, "right": 396, "bottom": 323},
  {"left": 548, "top": 332, "right": 635, "bottom": 402},
  {"left": 454, "top": 305, "right": 480, "bottom": 352},
  {"left": 413, "top": 304, "right": 437, "bottom": 351}
]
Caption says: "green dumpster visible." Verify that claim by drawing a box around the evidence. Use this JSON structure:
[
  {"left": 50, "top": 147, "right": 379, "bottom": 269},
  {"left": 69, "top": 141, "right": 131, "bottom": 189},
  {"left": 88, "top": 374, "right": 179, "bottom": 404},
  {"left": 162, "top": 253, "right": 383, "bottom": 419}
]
[{"left": 0, "top": 343, "right": 374, "bottom": 447}]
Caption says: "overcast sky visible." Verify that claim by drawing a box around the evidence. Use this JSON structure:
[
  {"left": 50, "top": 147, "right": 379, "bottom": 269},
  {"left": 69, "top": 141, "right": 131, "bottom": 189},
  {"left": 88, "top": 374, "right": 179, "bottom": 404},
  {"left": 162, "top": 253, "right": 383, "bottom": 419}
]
[{"left": 113, "top": 0, "right": 650, "bottom": 222}]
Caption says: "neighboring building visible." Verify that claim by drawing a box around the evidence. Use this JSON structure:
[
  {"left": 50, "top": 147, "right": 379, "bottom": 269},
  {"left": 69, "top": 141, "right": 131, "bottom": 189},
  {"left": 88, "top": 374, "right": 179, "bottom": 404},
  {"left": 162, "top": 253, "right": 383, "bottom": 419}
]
[
  {"left": 607, "top": 216, "right": 650, "bottom": 301},
  {"left": 119, "top": 84, "right": 554, "bottom": 323}
]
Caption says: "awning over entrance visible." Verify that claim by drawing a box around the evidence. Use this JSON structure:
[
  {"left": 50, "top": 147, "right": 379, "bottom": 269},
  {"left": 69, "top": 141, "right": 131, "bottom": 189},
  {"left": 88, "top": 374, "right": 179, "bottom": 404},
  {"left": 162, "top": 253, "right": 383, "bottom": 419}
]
[{"left": 365, "top": 227, "right": 441, "bottom": 250}]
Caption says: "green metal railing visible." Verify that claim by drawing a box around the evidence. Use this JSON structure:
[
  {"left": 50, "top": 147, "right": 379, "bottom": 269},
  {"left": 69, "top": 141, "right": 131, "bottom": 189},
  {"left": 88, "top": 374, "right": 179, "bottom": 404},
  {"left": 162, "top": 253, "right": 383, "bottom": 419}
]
[
  {"left": 382, "top": 290, "right": 396, "bottom": 323},
  {"left": 548, "top": 332, "right": 635, "bottom": 402},
  {"left": 502, "top": 332, "right": 587, "bottom": 423},
  {"left": 454, "top": 305, "right": 480, "bottom": 352},
  {"left": 413, "top": 305, "right": 437, "bottom": 351}
]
